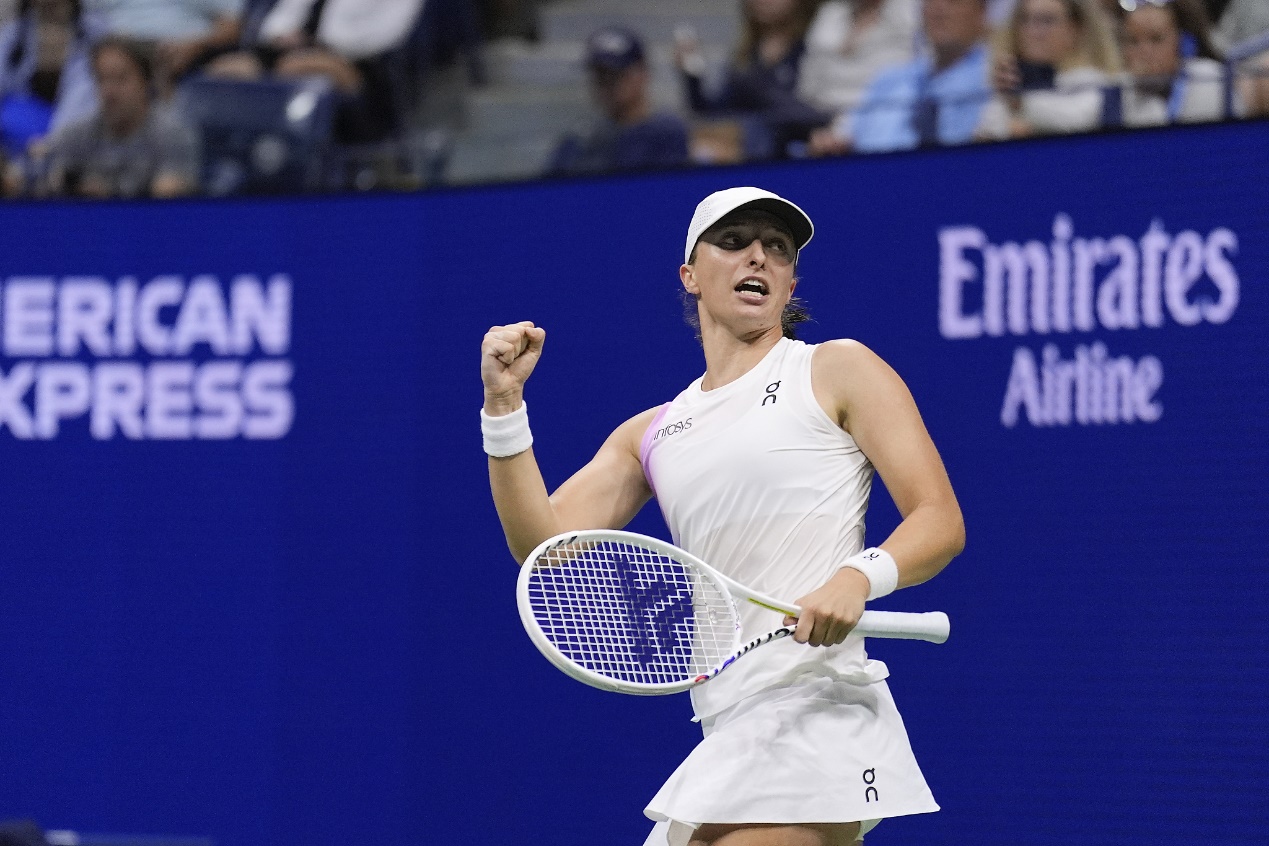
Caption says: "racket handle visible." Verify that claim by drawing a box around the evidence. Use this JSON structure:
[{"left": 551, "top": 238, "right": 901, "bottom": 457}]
[{"left": 854, "top": 611, "right": 950, "bottom": 644}]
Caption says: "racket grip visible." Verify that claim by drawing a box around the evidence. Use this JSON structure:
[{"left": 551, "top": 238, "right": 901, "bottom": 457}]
[{"left": 854, "top": 611, "right": 950, "bottom": 644}]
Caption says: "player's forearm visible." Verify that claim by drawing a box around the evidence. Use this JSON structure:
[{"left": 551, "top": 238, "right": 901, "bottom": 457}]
[
  {"left": 488, "top": 449, "right": 563, "bottom": 563},
  {"left": 878, "top": 495, "right": 965, "bottom": 589}
]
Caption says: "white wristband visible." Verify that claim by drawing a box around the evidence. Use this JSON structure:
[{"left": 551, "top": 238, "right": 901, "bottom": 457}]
[
  {"left": 481, "top": 401, "right": 533, "bottom": 458},
  {"left": 839, "top": 548, "right": 899, "bottom": 601}
]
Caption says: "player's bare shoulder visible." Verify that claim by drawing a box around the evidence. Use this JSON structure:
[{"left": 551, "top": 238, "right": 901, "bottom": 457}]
[
  {"left": 813, "top": 338, "right": 876, "bottom": 367},
  {"left": 811, "top": 340, "right": 908, "bottom": 429}
]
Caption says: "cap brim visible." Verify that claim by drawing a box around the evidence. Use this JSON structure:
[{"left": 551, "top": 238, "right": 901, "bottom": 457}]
[
  {"left": 719, "top": 197, "right": 814, "bottom": 254},
  {"left": 684, "top": 187, "right": 816, "bottom": 264}
]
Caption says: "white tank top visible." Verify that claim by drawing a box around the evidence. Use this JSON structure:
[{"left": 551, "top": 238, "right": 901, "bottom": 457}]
[{"left": 641, "top": 337, "right": 890, "bottom": 718}]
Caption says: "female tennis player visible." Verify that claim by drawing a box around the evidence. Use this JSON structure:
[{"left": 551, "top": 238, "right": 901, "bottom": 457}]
[{"left": 480, "top": 186, "right": 964, "bottom": 846}]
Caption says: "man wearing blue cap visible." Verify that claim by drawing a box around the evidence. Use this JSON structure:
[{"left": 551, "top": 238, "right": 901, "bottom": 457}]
[{"left": 548, "top": 25, "right": 689, "bottom": 175}]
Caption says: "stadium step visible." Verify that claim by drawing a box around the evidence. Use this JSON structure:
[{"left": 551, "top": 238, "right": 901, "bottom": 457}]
[
  {"left": 483, "top": 39, "right": 589, "bottom": 88},
  {"left": 446, "top": 0, "right": 738, "bottom": 184},
  {"left": 538, "top": 0, "right": 739, "bottom": 45},
  {"left": 444, "top": 133, "right": 562, "bottom": 184},
  {"left": 465, "top": 85, "right": 597, "bottom": 136}
]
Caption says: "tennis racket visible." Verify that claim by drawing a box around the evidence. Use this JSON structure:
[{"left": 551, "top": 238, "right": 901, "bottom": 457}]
[{"left": 517, "top": 529, "right": 950, "bottom": 696}]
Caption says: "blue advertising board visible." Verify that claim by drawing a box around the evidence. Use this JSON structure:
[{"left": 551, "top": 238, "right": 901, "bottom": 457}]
[{"left": 2, "top": 119, "right": 1267, "bottom": 846}]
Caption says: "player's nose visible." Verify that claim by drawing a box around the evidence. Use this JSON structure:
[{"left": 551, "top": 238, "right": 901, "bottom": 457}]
[{"left": 743, "top": 238, "right": 768, "bottom": 267}]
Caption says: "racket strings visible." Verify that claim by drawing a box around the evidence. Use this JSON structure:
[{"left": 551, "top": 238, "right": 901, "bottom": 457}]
[{"left": 526, "top": 539, "right": 739, "bottom": 687}]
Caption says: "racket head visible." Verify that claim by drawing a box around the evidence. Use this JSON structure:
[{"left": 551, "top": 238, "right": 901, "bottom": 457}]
[{"left": 517, "top": 530, "right": 744, "bottom": 695}]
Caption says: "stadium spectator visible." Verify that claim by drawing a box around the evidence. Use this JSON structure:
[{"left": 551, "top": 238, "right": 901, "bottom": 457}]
[
  {"left": 547, "top": 26, "right": 688, "bottom": 176},
  {"left": 94, "top": 0, "right": 244, "bottom": 84},
  {"left": 976, "top": 0, "right": 1121, "bottom": 139},
  {"left": 0, "top": 0, "right": 102, "bottom": 160},
  {"left": 795, "top": 0, "right": 918, "bottom": 118},
  {"left": 1111, "top": 0, "right": 1232, "bottom": 127},
  {"left": 1216, "top": 0, "right": 1269, "bottom": 116},
  {"left": 203, "top": 0, "right": 425, "bottom": 144},
  {"left": 673, "top": 0, "right": 827, "bottom": 158},
  {"left": 41, "top": 36, "right": 198, "bottom": 197},
  {"left": 807, "top": 0, "right": 990, "bottom": 154}
]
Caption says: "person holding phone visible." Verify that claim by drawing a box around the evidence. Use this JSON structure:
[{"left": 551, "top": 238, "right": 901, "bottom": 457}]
[{"left": 976, "top": 0, "right": 1121, "bottom": 139}]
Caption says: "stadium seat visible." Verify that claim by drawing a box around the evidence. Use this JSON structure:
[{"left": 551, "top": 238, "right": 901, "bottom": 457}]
[{"left": 176, "top": 76, "right": 338, "bottom": 196}]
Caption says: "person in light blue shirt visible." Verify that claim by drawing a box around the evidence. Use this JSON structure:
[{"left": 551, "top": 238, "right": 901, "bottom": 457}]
[{"left": 808, "top": 0, "right": 991, "bottom": 154}]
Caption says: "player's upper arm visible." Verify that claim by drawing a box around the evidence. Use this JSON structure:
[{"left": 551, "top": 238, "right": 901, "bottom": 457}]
[
  {"left": 813, "top": 340, "right": 960, "bottom": 522},
  {"left": 547, "top": 406, "right": 659, "bottom": 531}
]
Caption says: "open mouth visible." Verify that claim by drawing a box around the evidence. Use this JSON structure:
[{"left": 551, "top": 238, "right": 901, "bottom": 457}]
[{"left": 734, "top": 278, "right": 769, "bottom": 296}]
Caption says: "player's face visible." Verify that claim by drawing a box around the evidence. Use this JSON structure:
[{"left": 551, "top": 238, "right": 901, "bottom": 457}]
[{"left": 682, "top": 210, "right": 798, "bottom": 338}]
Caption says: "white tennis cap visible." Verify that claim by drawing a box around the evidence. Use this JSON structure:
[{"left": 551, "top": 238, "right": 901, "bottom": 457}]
[{"left": 684, "top": 186, "right": 814, "bottom": 265}]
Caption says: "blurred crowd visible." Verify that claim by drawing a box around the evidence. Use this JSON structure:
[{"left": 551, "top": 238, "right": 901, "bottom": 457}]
[
  {"left": 0, "top": 0, "right": 483, "bottom": 197},
  {"left": 0, "top": 0, "right": 1265, "bottom": 198},
  {"left": 560, "top": 0, "right": 1268, "bottom": 174}
]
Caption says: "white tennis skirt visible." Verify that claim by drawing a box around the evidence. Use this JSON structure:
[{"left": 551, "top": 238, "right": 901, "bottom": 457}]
[{"left": 642, "top": 676, "right": 938, "bottom": 845}]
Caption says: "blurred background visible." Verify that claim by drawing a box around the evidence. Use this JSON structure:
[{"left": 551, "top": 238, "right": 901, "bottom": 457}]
[
  {"left": 1, "top": 1, "right": 1268, "bottom": 846},
  {"left": 0, "top": 0, "right": 1266, "bottom": 195}
]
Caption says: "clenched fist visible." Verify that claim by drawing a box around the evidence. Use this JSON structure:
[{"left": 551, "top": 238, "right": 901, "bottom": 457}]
[{"left": 482, "top": 321, "right": 546, "bottom": 414}]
